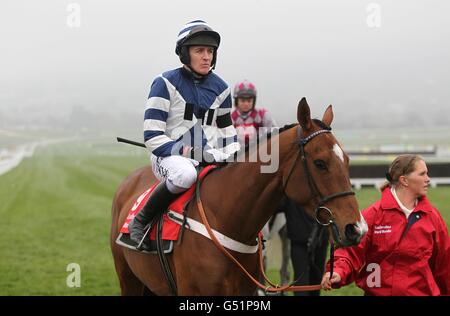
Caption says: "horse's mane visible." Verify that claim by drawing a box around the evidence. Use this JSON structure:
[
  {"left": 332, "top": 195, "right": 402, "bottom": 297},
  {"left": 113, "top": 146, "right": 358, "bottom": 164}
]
[
  {"left": 242, "top": 119, "right": 330, "bottom": 153},
  {"left": 218, "top": 119, "right": 331, "bottom": 167},
  {"left": 312, "top": 119, "right": 331, "bottom": 131},
  {"left": 242, "top": 123, "right": 297, "bottom": 153}
]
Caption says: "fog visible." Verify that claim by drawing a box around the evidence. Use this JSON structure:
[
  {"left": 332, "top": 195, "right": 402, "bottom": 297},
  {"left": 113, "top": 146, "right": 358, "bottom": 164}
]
[{"left": 1, "top": 0, "right": 449, "bottom": 137}]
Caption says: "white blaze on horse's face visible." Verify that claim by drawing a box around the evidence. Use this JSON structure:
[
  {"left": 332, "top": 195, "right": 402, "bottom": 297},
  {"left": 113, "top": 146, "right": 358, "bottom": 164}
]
[{"left": 333, "top": 143, "right": 344, "bottom": 163}]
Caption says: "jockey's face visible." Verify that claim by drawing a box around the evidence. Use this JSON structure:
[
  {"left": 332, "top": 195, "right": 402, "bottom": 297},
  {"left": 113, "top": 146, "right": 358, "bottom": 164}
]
[
  {"left": 236, "top": 97, "right": 254, "bottom": 113},
  {"left": 189, "top": 45, "right": 214, "bottom": 75}
]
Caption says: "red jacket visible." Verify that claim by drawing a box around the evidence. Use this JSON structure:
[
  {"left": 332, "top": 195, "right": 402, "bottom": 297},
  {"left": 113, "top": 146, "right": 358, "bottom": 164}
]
[{"left": 326, "top": 188, "right": 450, "bottom": 296}]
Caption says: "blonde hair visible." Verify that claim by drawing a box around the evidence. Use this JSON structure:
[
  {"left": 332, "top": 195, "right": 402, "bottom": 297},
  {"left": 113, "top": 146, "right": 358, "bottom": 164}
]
[{"left": 380, "top": 154, "right": 424, "bottom": 191}]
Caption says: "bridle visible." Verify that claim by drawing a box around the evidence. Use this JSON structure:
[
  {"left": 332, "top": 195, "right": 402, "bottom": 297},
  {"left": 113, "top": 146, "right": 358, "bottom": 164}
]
[
  {"left": 282, "top": 125, "right": 355, "bottom": 230},
  {"left": 282, "top": 125, "right": 355, "bottom": 281}
]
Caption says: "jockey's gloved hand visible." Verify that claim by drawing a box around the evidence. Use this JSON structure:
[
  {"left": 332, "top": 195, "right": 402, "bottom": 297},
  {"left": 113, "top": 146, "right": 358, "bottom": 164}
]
[
  {"left": 185, "top": 146, "right": 229, "bottom": 165},
  {"left": 198, "top": 149, "right": 216, "bottom": 164},
  {"left": 205, "top": 148, "right": 230, "bottom": 162}
]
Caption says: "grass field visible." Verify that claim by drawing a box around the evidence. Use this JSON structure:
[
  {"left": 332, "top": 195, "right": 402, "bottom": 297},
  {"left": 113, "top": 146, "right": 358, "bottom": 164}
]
[
  {"left": 0, "top": 140, "right": 147, "bottom": 295},
  {"left": 0, "top": 140, "right": 449, "bottom": 296}
]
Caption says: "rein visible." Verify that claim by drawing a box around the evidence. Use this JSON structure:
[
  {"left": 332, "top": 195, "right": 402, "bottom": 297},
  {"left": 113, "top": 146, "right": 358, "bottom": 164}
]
[
  {"left": 195, "top": 125, "right": 353, "bottom": 293},
  {"left": 196, "top": 179, "right": 322, "bottom": 293}
]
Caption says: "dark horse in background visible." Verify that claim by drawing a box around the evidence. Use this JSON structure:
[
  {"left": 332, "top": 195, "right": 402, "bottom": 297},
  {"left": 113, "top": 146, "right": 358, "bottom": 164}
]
[{"left": 110, "top": 98, "right": 368, "bottom": 295}]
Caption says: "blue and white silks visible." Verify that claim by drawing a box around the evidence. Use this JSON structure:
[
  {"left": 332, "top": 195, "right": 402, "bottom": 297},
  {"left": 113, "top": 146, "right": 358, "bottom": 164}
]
[{"left": 144, "top": 67, "right": 240, "bottom": 159}]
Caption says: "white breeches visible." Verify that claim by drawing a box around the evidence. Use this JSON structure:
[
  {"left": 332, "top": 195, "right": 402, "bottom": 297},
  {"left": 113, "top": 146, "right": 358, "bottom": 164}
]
[{"left": 150, "top": 154, "right": 199, "bottom": 194}]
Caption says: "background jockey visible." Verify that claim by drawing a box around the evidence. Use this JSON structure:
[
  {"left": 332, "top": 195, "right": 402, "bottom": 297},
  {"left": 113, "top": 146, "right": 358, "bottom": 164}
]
[
  {"left": 128, "top": 20, "right": 240, "bottom": 250},
  {"left": 231, "top": 80, "right": 276, "bottom": 146}
]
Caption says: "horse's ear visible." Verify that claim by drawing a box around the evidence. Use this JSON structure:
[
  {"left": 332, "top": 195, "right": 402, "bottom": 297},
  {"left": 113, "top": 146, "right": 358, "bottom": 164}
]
[
  {"left": 322, "top": 105, "right": 334, "bottom": 126},
  {"left": 297, "top": 97, "right": 312, "bottom": 131}
]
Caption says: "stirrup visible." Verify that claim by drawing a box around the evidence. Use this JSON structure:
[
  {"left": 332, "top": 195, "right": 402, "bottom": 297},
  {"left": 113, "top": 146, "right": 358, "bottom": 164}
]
[{"left": 136, "top": 224, "right": 152, "bottom": 251}]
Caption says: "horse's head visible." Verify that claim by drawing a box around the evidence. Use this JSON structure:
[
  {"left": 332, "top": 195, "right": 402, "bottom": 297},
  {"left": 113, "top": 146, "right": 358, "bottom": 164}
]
[{"left": 282, "top": 98, "right": 367, "bottom": 247}]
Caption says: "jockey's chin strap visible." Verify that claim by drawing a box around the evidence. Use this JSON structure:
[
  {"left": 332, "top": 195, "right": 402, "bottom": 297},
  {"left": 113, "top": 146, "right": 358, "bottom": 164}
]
[
  {"left": 183, "top": 65, "right": 211, "bottom": 81},
  {"left": 196, "top": 178, "right": 322, "bottom": 293}
]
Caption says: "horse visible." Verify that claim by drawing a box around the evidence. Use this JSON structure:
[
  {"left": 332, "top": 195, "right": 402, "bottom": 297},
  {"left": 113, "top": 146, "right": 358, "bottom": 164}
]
[{"left": 110, "top": 98, "right": 368, "bottom": 295}]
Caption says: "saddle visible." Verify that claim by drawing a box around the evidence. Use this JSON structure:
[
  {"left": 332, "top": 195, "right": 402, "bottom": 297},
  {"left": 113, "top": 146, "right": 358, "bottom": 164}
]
[{"left": 115, "top": 165, "right": 216, "bottom": 254}]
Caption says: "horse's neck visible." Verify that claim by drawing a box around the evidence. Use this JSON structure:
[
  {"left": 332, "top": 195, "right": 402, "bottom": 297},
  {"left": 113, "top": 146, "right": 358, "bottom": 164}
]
[{"left": 202, "top": 128, "right": 298, "bottom": 243}]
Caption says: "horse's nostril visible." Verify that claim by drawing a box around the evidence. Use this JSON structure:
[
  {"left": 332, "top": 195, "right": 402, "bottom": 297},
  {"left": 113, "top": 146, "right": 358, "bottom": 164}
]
[{"left": 345, "top": 224, "right": 360, "bottom": 242}]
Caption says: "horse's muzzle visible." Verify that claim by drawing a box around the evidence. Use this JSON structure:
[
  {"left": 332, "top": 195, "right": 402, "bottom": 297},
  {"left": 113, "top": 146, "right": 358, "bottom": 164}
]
[
  {"left": 344, "top": 223, "right": 363, "bottom": 246},
  {"left": 331, "top": 222, "right": 365, "bottom": 247}
]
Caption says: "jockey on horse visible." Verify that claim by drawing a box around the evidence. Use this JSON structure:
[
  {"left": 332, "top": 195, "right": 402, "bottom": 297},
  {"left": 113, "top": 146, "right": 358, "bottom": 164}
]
[{"left": 128, "top": 20, "right": 240, "bottom": 250}]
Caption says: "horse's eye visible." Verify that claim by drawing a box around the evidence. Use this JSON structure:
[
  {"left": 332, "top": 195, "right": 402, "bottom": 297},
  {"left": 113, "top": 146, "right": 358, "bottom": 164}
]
[{"left": 314, "top": 159, "right": 327, "bottom": 170}]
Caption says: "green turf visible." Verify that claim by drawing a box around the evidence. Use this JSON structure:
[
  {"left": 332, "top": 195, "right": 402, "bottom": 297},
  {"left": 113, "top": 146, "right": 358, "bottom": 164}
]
[
  {"left": 0, "top": 141, "right": 148, "bottom": 295},
  {"left": 0, "top": 141, "right": 449, "bottom": 295}
]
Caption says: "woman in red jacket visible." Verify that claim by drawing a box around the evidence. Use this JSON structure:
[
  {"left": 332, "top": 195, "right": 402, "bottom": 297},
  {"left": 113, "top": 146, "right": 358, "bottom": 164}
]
[{"left": 321, "top": 154, "right": 450, "bottom": 295}]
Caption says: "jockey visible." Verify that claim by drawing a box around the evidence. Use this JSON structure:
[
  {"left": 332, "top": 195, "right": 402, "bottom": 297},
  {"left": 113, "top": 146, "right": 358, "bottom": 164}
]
[
  {"left": 128, "top": 20, "right": 240, "bottom": 249},
  {"left": 230, "top": 80, "right": 276, "bottom": 146}
]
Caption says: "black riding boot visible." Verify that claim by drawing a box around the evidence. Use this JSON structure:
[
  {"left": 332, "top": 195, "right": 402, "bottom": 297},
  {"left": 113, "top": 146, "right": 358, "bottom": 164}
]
[{"left": 128, "top": 181, "right": 179, "bottom": 249}]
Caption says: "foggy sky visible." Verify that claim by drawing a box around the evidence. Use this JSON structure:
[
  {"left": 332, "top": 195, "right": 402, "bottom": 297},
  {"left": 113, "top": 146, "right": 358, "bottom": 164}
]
[{"left": 1, "top": 0, "right": 449, "bottom": 132}]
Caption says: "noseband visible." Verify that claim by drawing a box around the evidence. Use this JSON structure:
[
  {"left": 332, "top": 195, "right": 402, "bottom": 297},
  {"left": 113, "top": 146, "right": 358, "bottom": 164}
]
[{"left": 282, "top": 126, "right": 355, "bottom": 228}]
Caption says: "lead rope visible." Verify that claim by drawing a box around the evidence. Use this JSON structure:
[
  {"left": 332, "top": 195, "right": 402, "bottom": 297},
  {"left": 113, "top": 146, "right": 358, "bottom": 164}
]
[
  {"left": 329, "top": 240, "right": 335, "bottom": 282},
  {"left": 257, "top": 233, "right": 324, "bottom": 293}
]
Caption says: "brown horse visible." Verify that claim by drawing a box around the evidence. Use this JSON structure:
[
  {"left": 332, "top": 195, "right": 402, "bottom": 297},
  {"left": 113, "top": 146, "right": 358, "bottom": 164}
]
[{"left": 110, "top": 98, "right": 368, "bottom": 295}]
